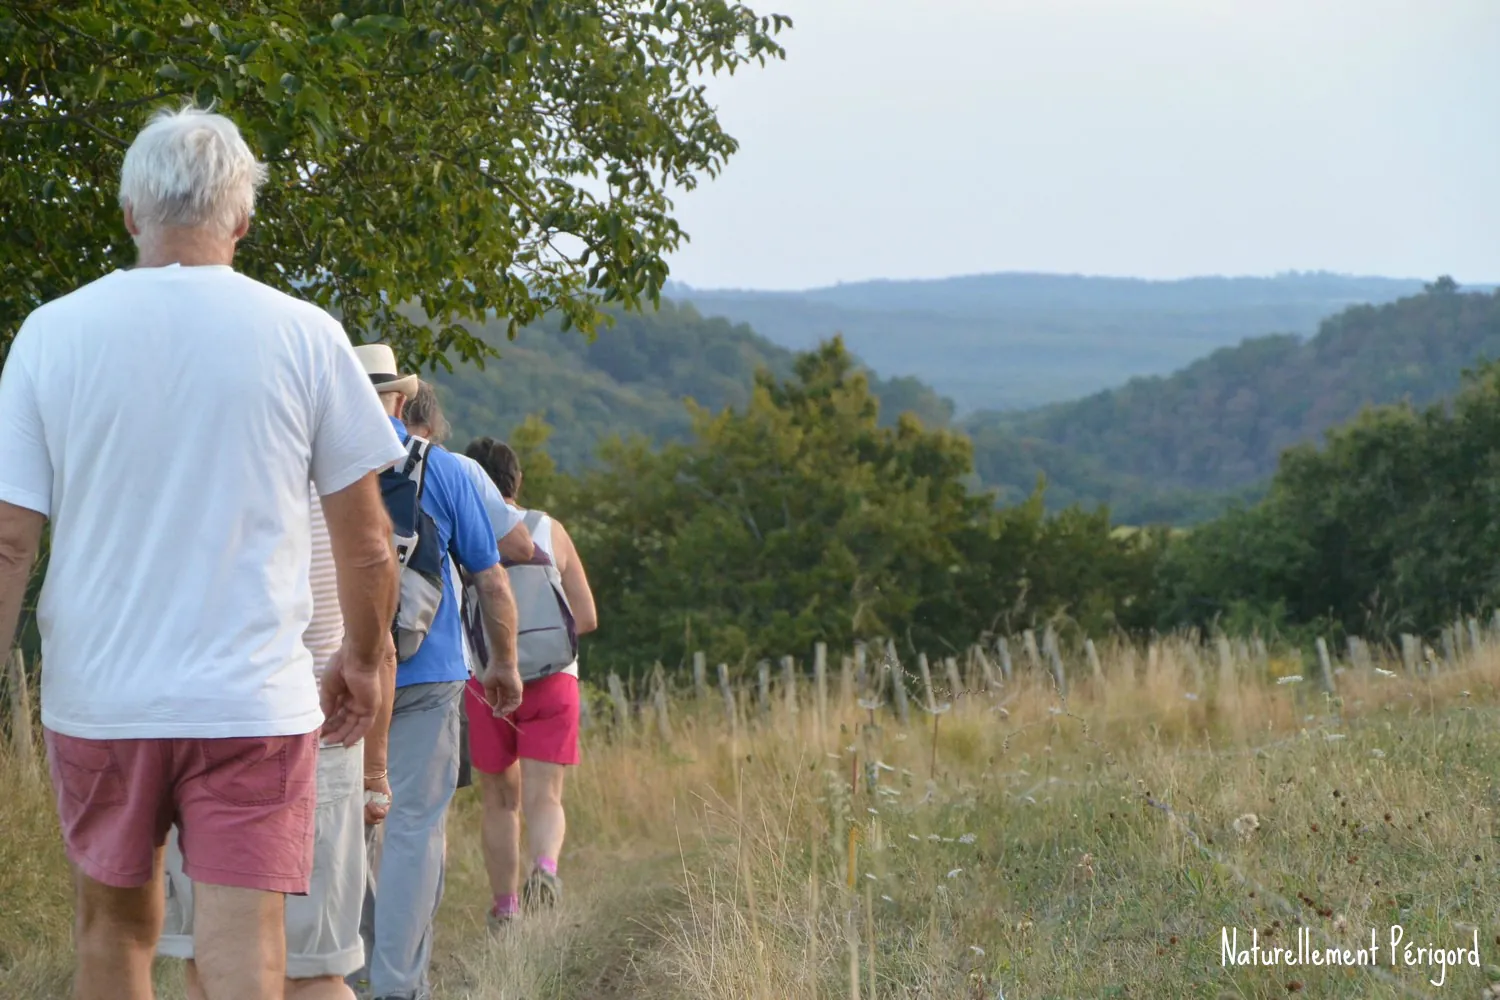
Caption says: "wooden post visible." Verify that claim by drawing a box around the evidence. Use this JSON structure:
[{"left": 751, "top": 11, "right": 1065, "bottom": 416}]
[
  {"left": 1183, "top": 640, "right": 1205, "bottom": 691},
  {"left": 757, "top": 661, "right": 771, "bottom": 715},
  {"left": 8, "top": 648, "right": 35, "bottom": 771},
  {"left": 1441, "top": 627, "right": 1458, "bottom": 670},
  {"left": 717, "top": 663, "right": 737, "bottom": 728},
  {"left": 1468, "top": 618, "right": 1483, "bottom": 657},
  {"left": 692, "top": 651, "right": 708, "bottom": 700},
  {"left": 782, "top": 655, "right": 799, "bottom": 717},
  {"left": 1042, "top": 626, "right": 1067, "bottom": 697},
  {"left": 607, "top": 672, "right": 631, "bottom": 737},
  {"left": 839, "top": 655, "right": 855, "bottom": 712},
  {"left": 975, "top": 645, "right": 999, "bottom": 691},
  {"left": 1314, "top": 638, "right": 1337, "bottom": 694},
  {"left": 886, "top": 641, "right": 911, "bottom": 726},
  {"left": 1021, "top": 630, "right": 1041, "bottom": 673},
  {"left": 1215, "top": 635, "right": 1234, "bottom": 689},
  {"left": 652, "top": 664, "right": 673, "bottom": 742},
  {"left": 1084, "top": 639, "right": 1103, "bottom": 682},
  {"left": 853, "top": 642, "right": 868, "bottom": 690},
  {"left": 1400, "top": 634, "right": 1420, "bottom": 673},
  {"left": 916, "top": 653, "right": 937, "bottom": 712},
  {"left": 943, "top": 656, "right": 964, "bottom": 702},
  {"left": 814, "top": 643, "right": 829, "bottom": 736},
  {"left": 996, "top": 637, "right": 1014, "bottom": 683}
]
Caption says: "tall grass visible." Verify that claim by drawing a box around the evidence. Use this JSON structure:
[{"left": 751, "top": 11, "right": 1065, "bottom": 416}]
[{"left": 6, "top": 636, "right": 1500, "bottom": 998}]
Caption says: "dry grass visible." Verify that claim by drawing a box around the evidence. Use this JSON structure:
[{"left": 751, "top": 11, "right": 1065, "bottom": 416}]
[{"left": 7, "top": 638, "right": 1500, "bottom": 998}]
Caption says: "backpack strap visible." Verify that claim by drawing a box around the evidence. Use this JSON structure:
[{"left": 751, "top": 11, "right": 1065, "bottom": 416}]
[{"left": 402, "top": 436, "right": 433, "bottom": 503}]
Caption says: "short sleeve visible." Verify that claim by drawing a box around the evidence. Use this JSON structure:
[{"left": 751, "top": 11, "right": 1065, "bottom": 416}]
[
  {"left": 0, "top": 330, "right": 55, "bottom": 516},
  {"left": 444, "top": 458, "right": 500, "bottom": 575},
  {"left": 456, "top": 452, "right": 524, "bottom": 540},
  {"left": 310, "top": 329, "right": 407, "bottom": 496}
]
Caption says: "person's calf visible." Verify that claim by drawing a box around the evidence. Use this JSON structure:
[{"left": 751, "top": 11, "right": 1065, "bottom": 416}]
[
  {"left": 285, "top": 974, "right": 357, "bottom": 1000},
  {"left": 73, "top": 870, "right": 164, "bottom": 1000},
  {"left": 192, "top": 883, "right": 286, "bottom": 1000}
]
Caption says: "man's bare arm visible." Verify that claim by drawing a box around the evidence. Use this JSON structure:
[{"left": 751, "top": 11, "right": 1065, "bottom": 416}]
[
  {"left": 472, "top": 563, "right": 523, "bottom": 716},
  {"left": 472, "top": 563, "right": 518, "bottom": 670},
  {"left": 0, "top": 502, "right": 45, "bottom": 658},
  {"left": 320, "top": 472, "right": 398, "bottom": 666},
  {"left": 498, "top": 522, "right": 534, "bottom": 564}
]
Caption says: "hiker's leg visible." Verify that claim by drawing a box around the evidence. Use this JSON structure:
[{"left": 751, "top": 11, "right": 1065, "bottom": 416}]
[
  {"left": 73, "top": 866, "right": 164, "bottom": 1000},
  {"left": 44, "top": 731, "right": 172, "bottom": 1000},
  {"left": 285, "top": 976, "right": 357, "bottom": 1000},
  {"left": 478, "top": 762, "right": 524, "bottom": 899},
  {"left": 176, "top": 732, "right": 318, "bottom": 1000},
  {"left": 520, "top": 758, "right": 568, "bottom": 866},
  {"left": 511, "top": 674, "right": 580, "bottom": 874},
  {"left": 368, "top": 681, "right": 463, "bottom": 998},
  {"left": 192, "top": 884, "right": 285, "bottom": 1000},
  {"left": 182, "top": 962, "right": 207, "bottom": 1000}
]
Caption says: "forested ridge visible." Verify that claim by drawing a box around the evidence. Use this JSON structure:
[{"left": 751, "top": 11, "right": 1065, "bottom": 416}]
[
  {"left": 964, "top": 280, "right": 1500, "bottom": 522},
  {"left": 668, "top": 271, "right": 1431, "bottom": 412},
  {"left": 427, "top": 300, "right": 954, "bottom": 471}
]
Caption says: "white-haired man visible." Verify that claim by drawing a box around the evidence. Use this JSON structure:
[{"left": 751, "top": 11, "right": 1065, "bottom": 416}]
[{"left": 0, "top": 106, "right": 406, "bottom": 1000}]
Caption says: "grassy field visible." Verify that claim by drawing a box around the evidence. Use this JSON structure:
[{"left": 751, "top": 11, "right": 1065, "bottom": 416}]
[{"left": 6, "top": 638, "right": 1500, "bottom": 999}]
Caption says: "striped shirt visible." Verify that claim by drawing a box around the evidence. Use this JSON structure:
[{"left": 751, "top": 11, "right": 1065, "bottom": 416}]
[{"left": 304, "top": 489, "right": 343, "bottom": 677}]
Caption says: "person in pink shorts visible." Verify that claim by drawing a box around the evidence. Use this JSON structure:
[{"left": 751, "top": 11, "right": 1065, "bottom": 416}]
[{"left": 460, "top": 439, "right": 598, "bottom": 927}]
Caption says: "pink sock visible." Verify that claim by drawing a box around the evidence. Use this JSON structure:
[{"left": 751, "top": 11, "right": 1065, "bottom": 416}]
[
  {"left": 536, "top": 855, "right": 558, "bottom": 876},
  {"left": 492, "top": 892, "right": 520, "bottom": 917}
]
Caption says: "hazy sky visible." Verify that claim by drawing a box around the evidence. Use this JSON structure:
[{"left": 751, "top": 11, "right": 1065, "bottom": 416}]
[{"left": 664, "top": 0, "right": 1500, "bottom": 291}]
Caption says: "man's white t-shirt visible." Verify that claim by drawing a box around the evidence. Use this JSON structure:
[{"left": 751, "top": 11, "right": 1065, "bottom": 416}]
[{"left": 0, "top": 265, "right": 407, "bottom": 740}]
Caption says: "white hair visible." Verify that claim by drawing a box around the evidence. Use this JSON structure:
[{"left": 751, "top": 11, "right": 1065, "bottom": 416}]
[{"left": 118, "top": 105, "right": 268, "bottom": 239}]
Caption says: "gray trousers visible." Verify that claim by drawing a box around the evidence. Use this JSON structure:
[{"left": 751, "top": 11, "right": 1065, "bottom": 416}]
[{"left": 348, "top": 680, "right": 463, "bottom": 1000}]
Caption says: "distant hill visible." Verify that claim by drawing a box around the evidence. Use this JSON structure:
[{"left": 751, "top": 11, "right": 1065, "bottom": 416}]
[
  {"left": 429, "top": 301, "right": 954, "bottom": 470},
  {"left": 667, "top": 272, "right": 1429, "bottom": 412},
  {"left": 963, "top": 280, "right": 1500, "bottom": 523}
]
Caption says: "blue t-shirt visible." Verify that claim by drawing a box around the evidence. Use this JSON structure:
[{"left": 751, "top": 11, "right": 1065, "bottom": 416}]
[
  {"left": 391, "top": 418, "right": 499, "bottom": 687},
  {"left": 451, "top": 451, "right": 525, "bottom": 542}
]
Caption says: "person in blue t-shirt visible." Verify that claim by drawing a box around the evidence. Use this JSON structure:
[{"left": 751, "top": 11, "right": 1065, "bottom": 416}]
[{"left": 348, "top": 346, "right": 522, "bottom": 1000}]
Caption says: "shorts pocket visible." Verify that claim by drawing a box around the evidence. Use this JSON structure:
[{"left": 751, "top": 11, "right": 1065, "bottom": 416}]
[
  {"left": 201, "top": 738, "right": 289, "bottom": 807},
  {"left": 53, "top": 736, "right": 127, "bottom": 807}
]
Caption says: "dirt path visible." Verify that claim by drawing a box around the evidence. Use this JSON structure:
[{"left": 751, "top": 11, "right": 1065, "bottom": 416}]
[{"left": 429, "top": 829, "right": 694, "bottom": 1000}]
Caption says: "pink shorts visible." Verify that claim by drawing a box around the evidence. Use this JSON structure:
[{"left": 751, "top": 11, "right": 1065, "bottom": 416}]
[
  {"left": 44, "top": 728, "right": 318, "bottom": 893},
  {"left": 465, "top": 673, "right": 580, "bottom": 773}
]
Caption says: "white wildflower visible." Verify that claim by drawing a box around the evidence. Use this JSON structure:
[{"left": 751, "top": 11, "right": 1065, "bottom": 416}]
[
  {"left": 1370, "top": 749, "right": 1386, "bottom": 759},
  {"left": 959, "top": 833, "right": 977, "bottom": 844},
  {"left": 970, "top": 945, "right": 986, "bottom": 957},
  {"left": 1324, "top": 733, "right": 1346, "bottom": 742},
  {"left": 875, "top": 760, "right": 897, "bottom": 772},
  {"left": 908, "top": 834, "right": 921, "bottom": 841},
  {"left": 1232, "top": 813, "right": 1260, "bottom": 839},
  {"left": 1277, "top": 675, "right": 1303, "bottom": 685},
  {"left": 881, "top": 894, "right": 894, "bottom": 903},
  {"left": 946, "top": 868, "right": 964, "bottom": 879},
  {"left": 1374, "top": 667, "right": 1396, "bottom": 678},
  {"left": 865, "top": 873, "right": 878, "bottom": 881},
  {"left": 928, "top": 834, "right": 942, "bottom": 842}
]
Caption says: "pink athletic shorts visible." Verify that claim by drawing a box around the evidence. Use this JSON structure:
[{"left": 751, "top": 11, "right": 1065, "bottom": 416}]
[
  {"left": 465, "top": 672, "right": 580, "bottom": 773},
  {"left": 44, "top": 728, "right": 318, "bottom": 893}
]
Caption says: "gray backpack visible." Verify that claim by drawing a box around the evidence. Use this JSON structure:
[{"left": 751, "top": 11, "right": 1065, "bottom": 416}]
[{"left": 461, "top": 509, "right": 578, "bottom": 682}]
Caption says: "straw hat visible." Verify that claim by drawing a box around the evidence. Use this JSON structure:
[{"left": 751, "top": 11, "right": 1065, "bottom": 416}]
[{"left": 353, "top": 343, "right": 418, "bottom": 400}]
